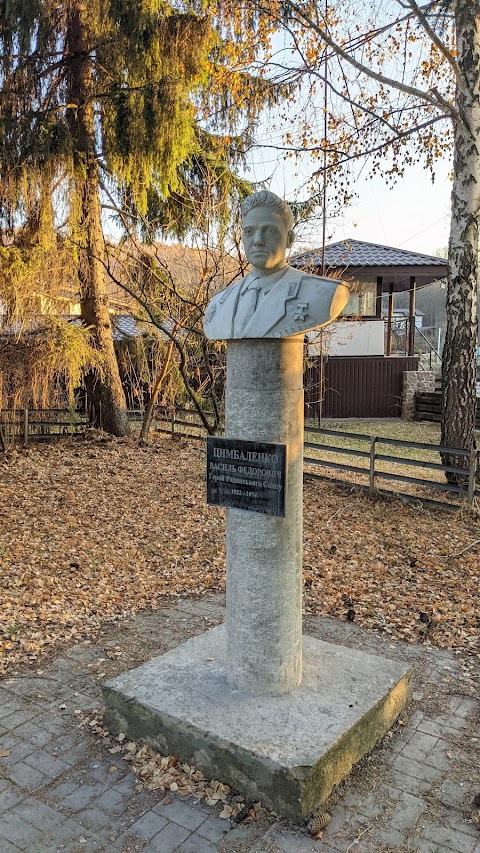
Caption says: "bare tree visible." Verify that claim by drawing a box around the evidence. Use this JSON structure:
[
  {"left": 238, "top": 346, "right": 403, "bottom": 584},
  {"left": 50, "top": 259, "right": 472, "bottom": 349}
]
[
  {"left": 100, "top": 195, "right": 247, "bottom": 438},
  {"left": 250, "top": 0, "right": 478, "bottom": 476}
]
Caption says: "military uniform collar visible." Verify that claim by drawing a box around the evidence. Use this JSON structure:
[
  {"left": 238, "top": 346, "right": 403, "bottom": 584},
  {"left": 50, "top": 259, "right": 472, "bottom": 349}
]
[{"left": 241, "top": 266, "right": 289, "bottom": 295}]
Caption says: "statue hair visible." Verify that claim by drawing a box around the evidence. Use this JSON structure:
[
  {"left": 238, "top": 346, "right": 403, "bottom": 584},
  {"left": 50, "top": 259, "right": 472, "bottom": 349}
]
[{"left": 241, "top": 191, "right": 294, "bottom": 232}]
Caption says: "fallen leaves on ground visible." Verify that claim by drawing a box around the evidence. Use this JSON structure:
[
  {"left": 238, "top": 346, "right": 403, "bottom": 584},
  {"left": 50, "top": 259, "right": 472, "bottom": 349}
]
[
  {"left": 0, "top": 433, "right": 479, "bottom": 675},
  {"left": 0, "top": 434, "right": 224, "bottom": 675},
  {"left": 80, "top": 710, "right": 265, "bottom": 822},
  {"left": 303, "top": 485, "right": 479, "bottom": 657}
]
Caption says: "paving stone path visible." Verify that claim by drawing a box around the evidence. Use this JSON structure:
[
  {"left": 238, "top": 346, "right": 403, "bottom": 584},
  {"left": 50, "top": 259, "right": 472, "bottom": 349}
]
[{"left": 0, "top": 595, "right": 479, "bottom": 853}]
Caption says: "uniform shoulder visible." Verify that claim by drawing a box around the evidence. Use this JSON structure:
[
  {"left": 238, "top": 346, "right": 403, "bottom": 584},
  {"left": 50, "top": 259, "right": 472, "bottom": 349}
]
[
  {"left": 297, "top": 272, "right": 344, "bottom": 287},
  {"left": 212, "top": 278, "right": 243, "bottom": 302},
  {"left": 294, "top": 275, "right": 349, "bottom": 319}
]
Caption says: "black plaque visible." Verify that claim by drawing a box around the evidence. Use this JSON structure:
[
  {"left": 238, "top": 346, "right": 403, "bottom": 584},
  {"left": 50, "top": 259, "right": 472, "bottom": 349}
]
[{"left": 206, "top": 437, "right": 286, "bottom": 517}]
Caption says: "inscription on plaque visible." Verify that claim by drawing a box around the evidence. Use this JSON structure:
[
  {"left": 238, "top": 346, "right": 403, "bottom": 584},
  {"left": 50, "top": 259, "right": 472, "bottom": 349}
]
[{"left": 206, "top": 437, "right": 286, "bottom": 517}]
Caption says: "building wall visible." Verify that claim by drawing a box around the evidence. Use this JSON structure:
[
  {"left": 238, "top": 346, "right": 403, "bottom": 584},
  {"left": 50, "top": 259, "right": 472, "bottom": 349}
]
[
  {"left": 308, "top": 319, "right": 384, "bottom": 357},
  {"left": 305, "top": 356, "right": 419, "bottom": 419}
]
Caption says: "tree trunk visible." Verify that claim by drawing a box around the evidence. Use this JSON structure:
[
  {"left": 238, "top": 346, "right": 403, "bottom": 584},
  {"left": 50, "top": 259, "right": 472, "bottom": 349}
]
[
  {"left": 140, "top": 337, "right": 175, "bottom": 441},
  {"left": 66, "top": 4, "right": 128, "bottom": 436},
  {"left": 441, "top": 0, "right": 479, "bottom": 480}
]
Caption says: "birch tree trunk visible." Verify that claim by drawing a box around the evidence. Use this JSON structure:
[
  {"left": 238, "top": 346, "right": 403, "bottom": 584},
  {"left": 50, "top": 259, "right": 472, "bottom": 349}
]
[
  {"left": 66, "top": 4, "right": 128, "bottom": 437},
  {"left": 441, "top": 0, "right": 479, "bottom": 477}
]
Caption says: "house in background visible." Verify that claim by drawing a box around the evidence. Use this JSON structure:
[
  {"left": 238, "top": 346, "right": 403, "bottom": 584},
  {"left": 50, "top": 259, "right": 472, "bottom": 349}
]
[
  {"left": 390, "top": 307, "right": 425, "bottom": 330},
  {"left": 290, "top": 239, "right": 448, "bottom": 418}
]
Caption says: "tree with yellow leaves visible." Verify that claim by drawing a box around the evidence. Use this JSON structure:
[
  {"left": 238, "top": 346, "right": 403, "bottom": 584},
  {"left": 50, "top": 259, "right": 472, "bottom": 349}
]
[{"left": 0, "top": 0, "right": 282, "bottom": 433}]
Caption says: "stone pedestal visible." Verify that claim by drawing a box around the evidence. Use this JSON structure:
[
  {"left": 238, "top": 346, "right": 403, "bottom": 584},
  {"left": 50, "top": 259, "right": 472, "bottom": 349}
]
[
  {"left": 103, "top": 626, "right": 412, "bottom": 822},
  {"left": 225, "top": 337, "right": 304, "bottom": 695}
]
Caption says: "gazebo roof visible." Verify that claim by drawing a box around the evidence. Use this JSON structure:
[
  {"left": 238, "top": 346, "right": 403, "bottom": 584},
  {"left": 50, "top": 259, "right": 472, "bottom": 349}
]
[
  {"left": 290, "top": 238, "right": 448, "bottom": 289},
  {"left": 292, "top": 238, "right": 447, "bottom": 269}
]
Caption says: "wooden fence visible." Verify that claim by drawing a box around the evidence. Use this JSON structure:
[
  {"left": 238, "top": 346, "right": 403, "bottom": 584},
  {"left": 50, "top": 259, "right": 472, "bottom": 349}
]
[
  {"left": 0, "top": 406, "right": 206, "bottom": 448},
  {"left": 0, "top": 409, "right": 87, "bottom": 449},
  {"left": 152, "top": 409, "right": 479, "bottom": 512},
  {"left": 304, "top": 427, "right": 479, "bottom": 511},
  {"left": 152, "top": 406, "right": 216, "bottom": 440},
  {"left": 3, "top": 407, "right": 478, "bottom": 511}
]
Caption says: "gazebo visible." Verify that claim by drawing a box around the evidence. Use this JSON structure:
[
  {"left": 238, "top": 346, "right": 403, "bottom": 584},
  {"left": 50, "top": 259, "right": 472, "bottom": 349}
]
[{"left": 290, "top": 239, "right": 448, "bottom": 418}]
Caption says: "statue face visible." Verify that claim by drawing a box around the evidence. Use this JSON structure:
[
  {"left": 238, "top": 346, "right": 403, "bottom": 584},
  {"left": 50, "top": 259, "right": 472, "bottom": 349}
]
[{"left": 242, "top": 207, "right": 293, "bottom": 275}]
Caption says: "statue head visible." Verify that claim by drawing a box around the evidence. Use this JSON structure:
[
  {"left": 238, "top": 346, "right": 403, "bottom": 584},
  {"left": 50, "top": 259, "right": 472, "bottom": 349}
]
[{"left": 240, "top": 191, "right": 295, "bottom": 275}]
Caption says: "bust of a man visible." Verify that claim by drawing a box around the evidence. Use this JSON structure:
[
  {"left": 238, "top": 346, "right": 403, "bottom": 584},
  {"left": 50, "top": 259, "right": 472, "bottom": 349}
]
[{"left": 203, "top": 190, "right": 349, "bottom": 340}]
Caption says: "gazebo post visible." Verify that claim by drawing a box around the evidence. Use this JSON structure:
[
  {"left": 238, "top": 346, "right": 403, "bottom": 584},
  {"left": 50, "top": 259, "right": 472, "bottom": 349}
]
[
  {"left": 408, "top": 276, "right": 416, "bottom": 357},
  {"left": 375, "top": 276, "right": 383, "bottom": 319},
  {"left": 386, "top": 283, "right": 394, "bottom": 356}
]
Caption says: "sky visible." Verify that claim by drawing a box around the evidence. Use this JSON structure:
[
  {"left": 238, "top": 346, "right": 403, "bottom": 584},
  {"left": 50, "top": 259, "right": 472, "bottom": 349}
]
[
  {"left": 320, "top": 163, "right": 451, "bottom": 258},
  {"left": 241, "top": 2, "right": 454, "bottom": 262},
  {"left": 245, "top": 147, "right": 452, "bottom": 260}
]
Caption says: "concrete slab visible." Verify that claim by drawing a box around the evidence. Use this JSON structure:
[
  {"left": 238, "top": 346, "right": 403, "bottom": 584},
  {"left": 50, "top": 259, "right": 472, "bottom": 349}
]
[{"left": 102, "top": 626, "right": 411, "bottom": 822}]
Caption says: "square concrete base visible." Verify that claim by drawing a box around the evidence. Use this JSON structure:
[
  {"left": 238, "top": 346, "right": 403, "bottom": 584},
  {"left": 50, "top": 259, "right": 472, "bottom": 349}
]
[{"left": 102, "top": 626, "right": 411, "bottom": 822}]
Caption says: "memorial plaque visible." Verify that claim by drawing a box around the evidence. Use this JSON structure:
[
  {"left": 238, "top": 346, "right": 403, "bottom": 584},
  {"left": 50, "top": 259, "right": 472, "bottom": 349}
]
[{"left": 207, "top": 437, "right": 286, "bottom": 516}]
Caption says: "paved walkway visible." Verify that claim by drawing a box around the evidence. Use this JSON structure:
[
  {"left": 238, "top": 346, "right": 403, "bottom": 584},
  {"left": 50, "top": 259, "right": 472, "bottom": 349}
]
[{"left": 0, "top": 595, "right": 479, "bottom": 853}]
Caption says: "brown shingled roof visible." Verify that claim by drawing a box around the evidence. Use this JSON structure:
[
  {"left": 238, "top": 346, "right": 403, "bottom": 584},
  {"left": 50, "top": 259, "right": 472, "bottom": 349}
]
[{"left": 291, "top": 238, "right": 447, "bottom": 270}]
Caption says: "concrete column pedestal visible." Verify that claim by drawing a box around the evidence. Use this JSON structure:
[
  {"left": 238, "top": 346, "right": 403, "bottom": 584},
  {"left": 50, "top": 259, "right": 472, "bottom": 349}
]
[
  {"left": 225, "top": 337, "right": 304, "bottom": 695},
  {"left": 103, "top": 335, "right": 412, "bottom": 822}
]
